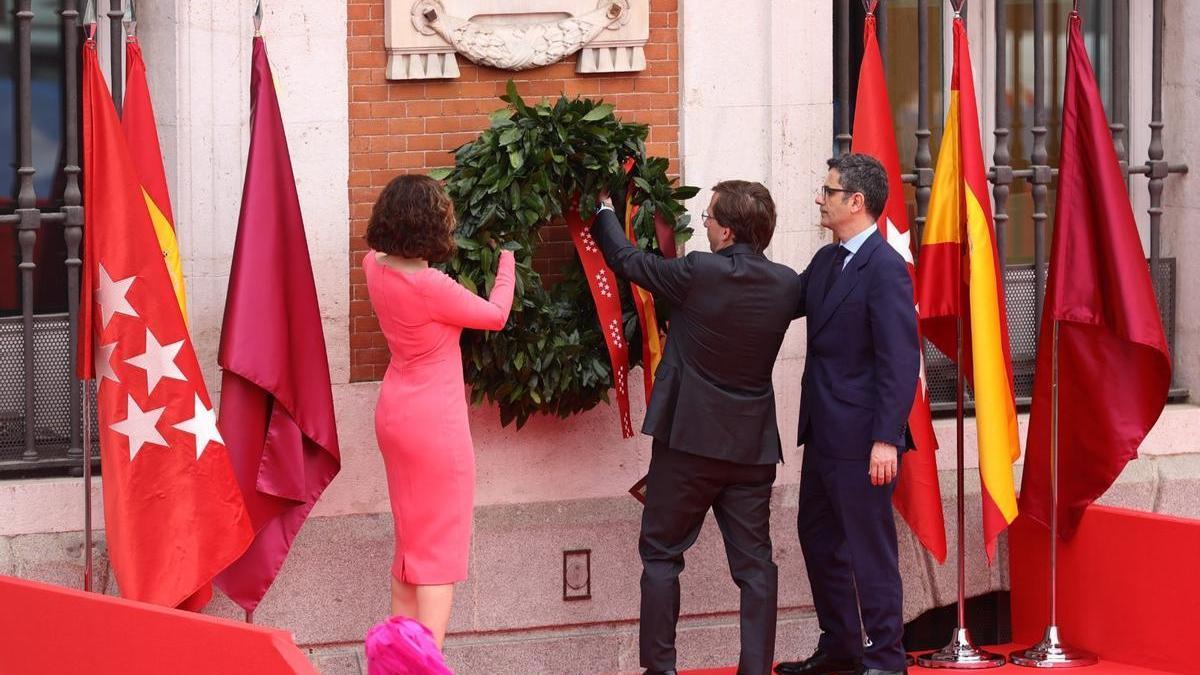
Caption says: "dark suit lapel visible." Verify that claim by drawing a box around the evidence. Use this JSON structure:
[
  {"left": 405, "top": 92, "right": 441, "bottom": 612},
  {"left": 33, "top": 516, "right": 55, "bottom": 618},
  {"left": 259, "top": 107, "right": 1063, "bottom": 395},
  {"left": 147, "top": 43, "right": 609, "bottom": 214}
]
[{"left": 809, "top": 231, "right": 882, "bottom": 337}]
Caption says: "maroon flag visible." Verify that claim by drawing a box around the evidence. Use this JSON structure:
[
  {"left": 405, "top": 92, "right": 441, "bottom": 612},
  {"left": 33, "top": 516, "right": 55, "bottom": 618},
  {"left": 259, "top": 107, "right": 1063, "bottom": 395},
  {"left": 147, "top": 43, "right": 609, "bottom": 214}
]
[
  {"left": 1018, "top": 12, "right": 1171, "bottom": 539},
  {"left": 214, "top": 36, "right": 341, "bottom": 613}
]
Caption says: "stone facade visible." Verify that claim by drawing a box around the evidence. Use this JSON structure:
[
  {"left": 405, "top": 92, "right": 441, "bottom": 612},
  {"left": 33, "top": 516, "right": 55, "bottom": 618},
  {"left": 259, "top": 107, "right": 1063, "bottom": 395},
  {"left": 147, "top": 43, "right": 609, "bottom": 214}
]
[
  {"left": 5, "top": 450, "right": 1200, "bottom": 673},
  {"left": 2, "top": 1, "right": 1199, "bottom": 674}
]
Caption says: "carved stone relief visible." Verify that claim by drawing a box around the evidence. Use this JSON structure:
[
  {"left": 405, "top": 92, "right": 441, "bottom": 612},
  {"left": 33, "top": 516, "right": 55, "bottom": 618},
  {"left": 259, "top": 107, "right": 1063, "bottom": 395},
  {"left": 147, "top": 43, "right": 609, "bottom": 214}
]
[{"left": 384, "top": 0, "right": 650, "bottom": 80}]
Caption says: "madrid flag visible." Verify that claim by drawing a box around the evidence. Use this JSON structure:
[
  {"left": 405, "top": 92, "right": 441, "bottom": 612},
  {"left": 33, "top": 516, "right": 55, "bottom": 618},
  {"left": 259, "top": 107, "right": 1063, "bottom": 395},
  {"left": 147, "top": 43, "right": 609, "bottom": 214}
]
[
  {"left": 852, "top": 10, "right": 946, "bottom": 563},
  {"left": 79, "top": 37, "right": 252, "bottom": 607}
]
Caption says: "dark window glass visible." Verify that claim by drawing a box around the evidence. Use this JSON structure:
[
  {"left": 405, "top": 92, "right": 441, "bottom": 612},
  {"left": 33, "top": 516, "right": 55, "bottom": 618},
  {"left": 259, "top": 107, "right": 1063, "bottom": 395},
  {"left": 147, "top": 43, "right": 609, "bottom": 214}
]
[
  {"left": 1003, "top": 0, "right": 1116, "bottom": 264},
  {"left": 1, "top": 0, "right": 69, "bottom": 316}
]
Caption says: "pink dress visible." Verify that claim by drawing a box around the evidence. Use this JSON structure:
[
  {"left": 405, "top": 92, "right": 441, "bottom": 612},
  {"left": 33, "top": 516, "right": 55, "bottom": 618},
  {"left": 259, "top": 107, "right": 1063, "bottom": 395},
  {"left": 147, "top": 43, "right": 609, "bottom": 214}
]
[{"left": 364, "top": 249, "right": 515, "bottom": 584}]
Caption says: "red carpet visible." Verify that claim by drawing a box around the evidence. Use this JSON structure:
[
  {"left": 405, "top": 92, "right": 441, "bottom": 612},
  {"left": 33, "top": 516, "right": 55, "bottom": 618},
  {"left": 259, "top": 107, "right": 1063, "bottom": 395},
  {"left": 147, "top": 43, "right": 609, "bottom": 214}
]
[
  {"left": 682, "top": 506, "right": 1199, "bottom": 675},
  {"left": 680, "top": 651, "right": 1178, "bottom": 673}
]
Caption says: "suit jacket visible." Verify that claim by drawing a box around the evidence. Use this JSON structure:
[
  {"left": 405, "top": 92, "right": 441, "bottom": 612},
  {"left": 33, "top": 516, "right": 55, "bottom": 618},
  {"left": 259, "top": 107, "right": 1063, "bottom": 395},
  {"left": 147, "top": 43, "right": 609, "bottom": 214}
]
[
  {"left": 795, "top": 230, "right": 920, "bottom": 460},
  {"left": 591, "top": 208, "right": 801, "bottom": 465}
]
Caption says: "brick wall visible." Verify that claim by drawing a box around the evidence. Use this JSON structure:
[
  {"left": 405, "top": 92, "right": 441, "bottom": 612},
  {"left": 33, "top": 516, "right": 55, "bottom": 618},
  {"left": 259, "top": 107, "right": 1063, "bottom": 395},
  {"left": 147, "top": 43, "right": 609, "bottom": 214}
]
[{"left": 347, "top": 0, "right": 680, "bottom": 382}]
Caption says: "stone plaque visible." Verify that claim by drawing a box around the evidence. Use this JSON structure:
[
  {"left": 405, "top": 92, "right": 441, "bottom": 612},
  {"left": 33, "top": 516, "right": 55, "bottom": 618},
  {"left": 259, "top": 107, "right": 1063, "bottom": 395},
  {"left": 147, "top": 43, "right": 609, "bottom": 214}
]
[{"left": 384, "top": 0, "right": 650, "bottom": 80}]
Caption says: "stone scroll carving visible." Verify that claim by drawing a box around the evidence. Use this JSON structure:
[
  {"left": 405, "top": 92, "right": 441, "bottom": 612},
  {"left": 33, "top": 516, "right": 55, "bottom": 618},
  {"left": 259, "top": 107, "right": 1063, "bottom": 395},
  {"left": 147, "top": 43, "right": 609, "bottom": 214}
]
[{"left": 384, "top": 0, "right": 650, "bottom": 80}]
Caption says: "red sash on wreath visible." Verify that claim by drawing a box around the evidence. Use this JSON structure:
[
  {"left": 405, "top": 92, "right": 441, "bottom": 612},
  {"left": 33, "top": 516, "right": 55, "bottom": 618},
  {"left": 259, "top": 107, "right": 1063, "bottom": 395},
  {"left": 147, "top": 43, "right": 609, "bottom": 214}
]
[
  {"left": 566, "top": 168, "right": 680, "bottom": 440},
  {"left": 567, "top": 210, "right": 635, "bottom": 438}
]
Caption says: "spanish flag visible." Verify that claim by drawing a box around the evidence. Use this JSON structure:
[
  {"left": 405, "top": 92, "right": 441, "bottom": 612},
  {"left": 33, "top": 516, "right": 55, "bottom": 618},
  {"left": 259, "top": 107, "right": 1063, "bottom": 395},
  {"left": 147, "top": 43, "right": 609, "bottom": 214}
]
[
  {"left": 123, "top": 37, "right": 188, "bottom": 321},
  {"left": 917, "top": 17, "right": 1021, "bottom": 561}
]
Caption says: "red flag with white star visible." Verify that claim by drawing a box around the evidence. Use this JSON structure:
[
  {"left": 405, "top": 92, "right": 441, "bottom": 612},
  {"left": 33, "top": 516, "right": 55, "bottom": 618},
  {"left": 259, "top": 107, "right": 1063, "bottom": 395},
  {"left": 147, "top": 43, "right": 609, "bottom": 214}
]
[
  {"left": 79, "top": 37, "right": 252, "bottom": 608},
  {"left": 852, "top": 7, "right": 946, "bottom": 563}
]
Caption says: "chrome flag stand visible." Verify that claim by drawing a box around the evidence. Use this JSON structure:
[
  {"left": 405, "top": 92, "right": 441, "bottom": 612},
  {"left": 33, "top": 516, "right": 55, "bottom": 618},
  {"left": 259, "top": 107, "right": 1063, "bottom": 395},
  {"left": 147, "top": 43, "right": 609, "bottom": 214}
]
[
  {"left": 916, "top": 311, "right": 1004, "bottom": 669},
  {"left": 83, "top": 384, "right": 94, "bottom": 592},
  {"left": 1010, "top": 321, "right": 1097, "bottom": 668}
]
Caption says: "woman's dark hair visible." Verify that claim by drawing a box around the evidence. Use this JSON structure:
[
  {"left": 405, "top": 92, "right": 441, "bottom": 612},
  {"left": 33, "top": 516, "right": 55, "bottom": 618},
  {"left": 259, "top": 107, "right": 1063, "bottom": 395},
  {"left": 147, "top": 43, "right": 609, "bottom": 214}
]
[{"left": 366, "top": 174, "right": 457, "bottom": 262}]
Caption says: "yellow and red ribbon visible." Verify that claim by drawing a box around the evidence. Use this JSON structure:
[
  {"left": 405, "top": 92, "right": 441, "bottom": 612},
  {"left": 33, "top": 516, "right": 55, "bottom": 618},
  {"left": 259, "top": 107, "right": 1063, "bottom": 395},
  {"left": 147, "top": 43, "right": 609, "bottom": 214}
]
[{"left": 623, "top": 194, "right": 666, "bottom": 401}]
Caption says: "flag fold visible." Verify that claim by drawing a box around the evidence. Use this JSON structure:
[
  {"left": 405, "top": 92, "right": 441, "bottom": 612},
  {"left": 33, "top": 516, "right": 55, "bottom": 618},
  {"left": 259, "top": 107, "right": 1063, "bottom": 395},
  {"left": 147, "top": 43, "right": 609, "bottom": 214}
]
[{"left": 123, "top": 37, "right": 187, "bottom": 321}]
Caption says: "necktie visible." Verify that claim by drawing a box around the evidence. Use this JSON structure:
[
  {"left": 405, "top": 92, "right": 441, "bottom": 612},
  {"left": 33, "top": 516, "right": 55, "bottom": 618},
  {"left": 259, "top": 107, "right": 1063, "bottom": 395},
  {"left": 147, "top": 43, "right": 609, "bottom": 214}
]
[{"left": 824, "top": 245, "right": 850, "bottom": 299}]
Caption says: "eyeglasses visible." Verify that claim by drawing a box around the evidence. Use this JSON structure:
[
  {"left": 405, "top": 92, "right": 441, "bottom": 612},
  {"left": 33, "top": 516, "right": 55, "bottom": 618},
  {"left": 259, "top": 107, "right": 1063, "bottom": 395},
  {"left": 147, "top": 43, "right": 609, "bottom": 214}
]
[
  {"left": 818, "top": 185, "right": 856, "bottom": 199},
  {"left": 701, "top": 210, "right": 716, "bottom": 225}
]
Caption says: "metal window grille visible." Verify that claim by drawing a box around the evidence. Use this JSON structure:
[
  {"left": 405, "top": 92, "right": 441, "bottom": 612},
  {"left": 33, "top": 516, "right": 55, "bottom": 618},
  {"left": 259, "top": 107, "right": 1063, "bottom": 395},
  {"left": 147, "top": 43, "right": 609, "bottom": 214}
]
[
  {"left": 833, "top": 0, "right": 1189, "bottom": 412},
  {"left": 1, "top": 0, "right": 102, "bottom": 474}
]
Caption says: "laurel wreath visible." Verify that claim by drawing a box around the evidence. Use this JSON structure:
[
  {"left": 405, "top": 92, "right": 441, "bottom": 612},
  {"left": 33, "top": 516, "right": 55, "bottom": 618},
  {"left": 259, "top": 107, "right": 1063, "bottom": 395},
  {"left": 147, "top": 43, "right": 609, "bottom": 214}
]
[{"left": 430, "top": 81, "right": 697, "bottom": 428}]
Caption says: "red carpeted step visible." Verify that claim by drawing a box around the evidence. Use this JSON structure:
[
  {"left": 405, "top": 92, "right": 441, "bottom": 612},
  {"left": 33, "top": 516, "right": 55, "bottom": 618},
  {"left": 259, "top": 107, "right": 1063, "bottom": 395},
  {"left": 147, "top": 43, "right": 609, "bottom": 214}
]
[{"left": 677, "top": 647, "right": 1181, "bottom": 674}]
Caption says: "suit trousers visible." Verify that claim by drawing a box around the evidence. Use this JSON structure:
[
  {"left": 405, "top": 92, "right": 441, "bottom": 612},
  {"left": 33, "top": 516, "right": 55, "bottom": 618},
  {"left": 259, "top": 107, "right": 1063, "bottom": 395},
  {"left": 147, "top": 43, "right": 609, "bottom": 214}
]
[
  {"left": 797, "top": 448, "right": 906, "bottom": 671},
  {"left": 640, "top": 442, "right": 778, "bottom": 675}
]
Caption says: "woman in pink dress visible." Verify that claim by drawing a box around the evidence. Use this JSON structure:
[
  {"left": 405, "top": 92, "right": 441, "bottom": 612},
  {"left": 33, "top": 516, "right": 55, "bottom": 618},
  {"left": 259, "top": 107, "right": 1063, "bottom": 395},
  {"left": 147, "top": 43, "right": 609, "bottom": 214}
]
[{"left": 363, "top": 174, "right": 515, "bottom": 647}]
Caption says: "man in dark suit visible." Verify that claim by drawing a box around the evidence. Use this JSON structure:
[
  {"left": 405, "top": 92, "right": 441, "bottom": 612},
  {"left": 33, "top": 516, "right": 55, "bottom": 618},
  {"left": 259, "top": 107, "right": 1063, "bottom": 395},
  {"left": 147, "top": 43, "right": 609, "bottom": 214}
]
[
  {"left": 591, "top": 180, "right": 802, "bottom": 675},
  {"left": 775, "top": 154, "right": 919, "bottom": 675}
]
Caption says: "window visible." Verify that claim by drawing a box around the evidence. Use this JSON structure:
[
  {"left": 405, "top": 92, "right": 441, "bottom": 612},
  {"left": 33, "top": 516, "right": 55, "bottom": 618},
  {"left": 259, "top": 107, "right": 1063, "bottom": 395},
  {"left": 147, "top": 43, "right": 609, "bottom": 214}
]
[
  {"left": 1002, "top": 0, "right": 1120, "bottom": 264},
  {"left": 1, "top": 0, "right": 90, "bottom": 474},
  {"left": 2, "top": 0, "right": 70, "bottom": 316},
  {"left": 832, "top": 0, "right": 1182, "bottom": 409}
]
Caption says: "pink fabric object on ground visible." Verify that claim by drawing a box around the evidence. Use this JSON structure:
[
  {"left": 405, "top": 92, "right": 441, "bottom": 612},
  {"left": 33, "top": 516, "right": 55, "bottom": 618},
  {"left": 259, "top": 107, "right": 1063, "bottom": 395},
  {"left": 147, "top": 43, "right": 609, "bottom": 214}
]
[{"left": 365, "top": 616, "right": 453, "bottom": 675}]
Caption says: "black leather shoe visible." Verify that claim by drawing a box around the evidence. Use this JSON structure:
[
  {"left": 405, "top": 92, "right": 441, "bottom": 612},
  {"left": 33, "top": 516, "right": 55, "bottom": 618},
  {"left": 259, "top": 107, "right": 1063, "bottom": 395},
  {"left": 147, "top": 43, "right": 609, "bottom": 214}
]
[
  {"left": 642, "top": 670, "right": 678, "bottom": 675},
  {"left": 774, "top": 650, "right": 860, "bottom": 675}
]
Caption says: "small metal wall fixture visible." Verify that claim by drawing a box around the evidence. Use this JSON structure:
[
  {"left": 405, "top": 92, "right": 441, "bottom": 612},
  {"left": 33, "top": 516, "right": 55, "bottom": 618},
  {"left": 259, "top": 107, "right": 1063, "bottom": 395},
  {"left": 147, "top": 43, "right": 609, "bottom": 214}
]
[
  {"left": 562, "top": 549, "right": 592, "bottom": 601},
  {"left": 385, "top": 0, "right": 648, "bottom": 80}
]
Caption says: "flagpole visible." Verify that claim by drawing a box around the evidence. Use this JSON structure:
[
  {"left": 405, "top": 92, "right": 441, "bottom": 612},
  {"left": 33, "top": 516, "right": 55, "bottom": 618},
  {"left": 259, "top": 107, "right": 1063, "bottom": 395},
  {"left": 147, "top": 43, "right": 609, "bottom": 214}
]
[
  {"left": 108, "top": 0, "right": 124, "bottom": 114},
  {"left": 916, "top": 309, "right": 1004, "bottom": 669},
  {"left": 81, "top": 0, "right": 97, "bottom": 598},
  {"left": 243, "top": 1, "right": 263, "bottom": 627},
  {"left": 1010, "top": 320, "right": 1097, "bottom": 668},
  {"left": 83, "top": 384, "right": 93, "bottom": 592},
  {"left": 918, "top": 23, "right": 1004, "bottom": 656}
]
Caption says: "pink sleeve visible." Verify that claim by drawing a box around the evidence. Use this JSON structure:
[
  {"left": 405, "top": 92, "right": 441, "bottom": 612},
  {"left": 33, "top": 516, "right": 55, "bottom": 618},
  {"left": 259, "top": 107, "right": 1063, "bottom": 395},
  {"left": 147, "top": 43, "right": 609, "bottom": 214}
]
[{"left": 422, "top": 250, "right": 516, "bottom": 331}]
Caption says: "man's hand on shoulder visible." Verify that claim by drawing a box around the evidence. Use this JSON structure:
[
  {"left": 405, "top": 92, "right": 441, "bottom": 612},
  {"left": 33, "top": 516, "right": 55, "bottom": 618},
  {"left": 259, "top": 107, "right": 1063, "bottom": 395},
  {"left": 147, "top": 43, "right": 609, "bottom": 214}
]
[{"left": 869, "top": 441, "right": 898, "bottom": 486}]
